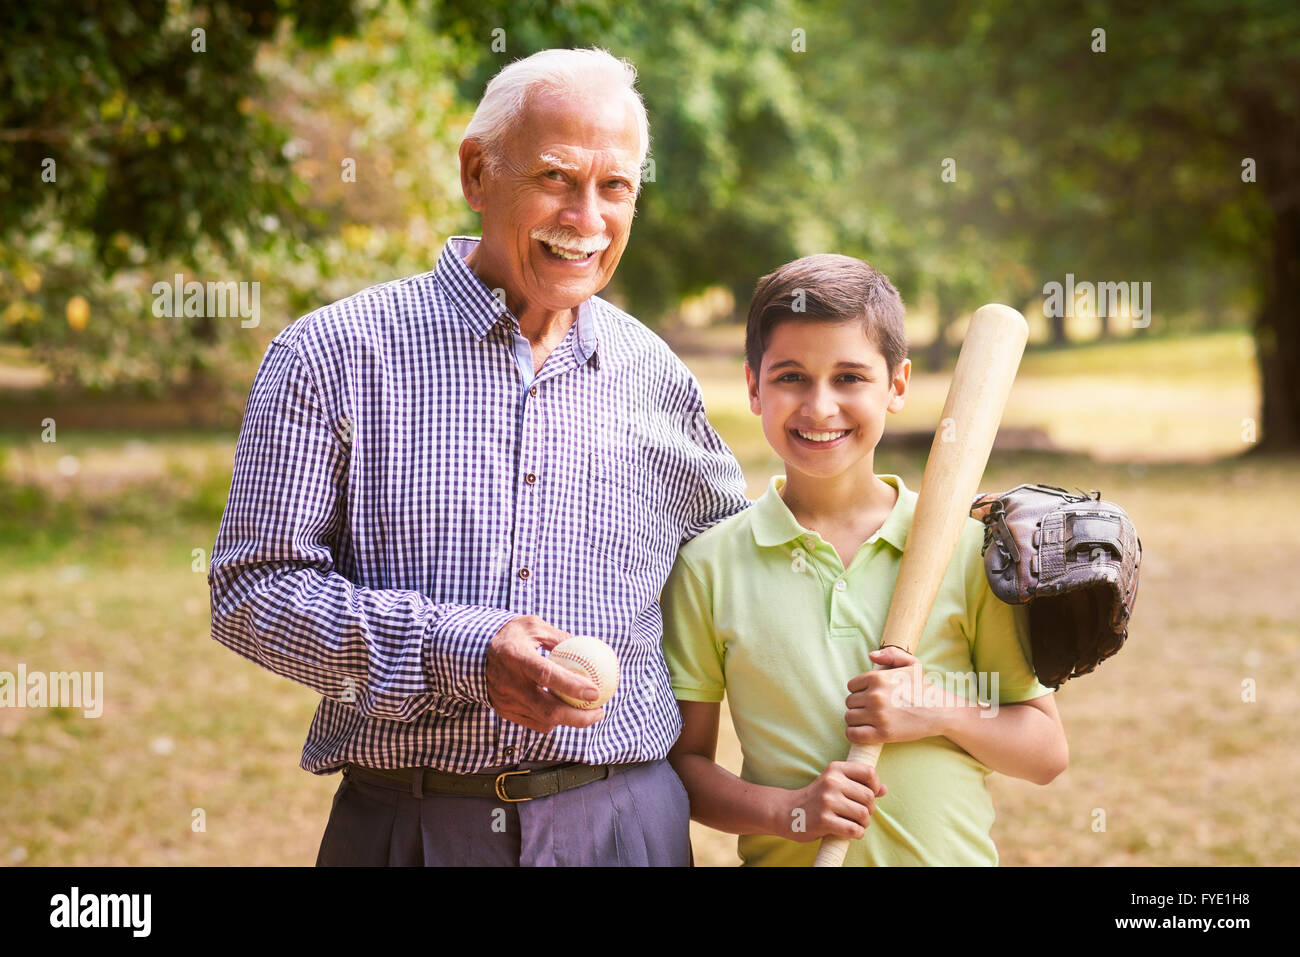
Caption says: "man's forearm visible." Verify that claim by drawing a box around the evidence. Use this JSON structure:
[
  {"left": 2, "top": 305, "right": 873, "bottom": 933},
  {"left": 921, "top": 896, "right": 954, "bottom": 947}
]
[{"left": 209, "top": 558, "right": 517, "bottom": 720}]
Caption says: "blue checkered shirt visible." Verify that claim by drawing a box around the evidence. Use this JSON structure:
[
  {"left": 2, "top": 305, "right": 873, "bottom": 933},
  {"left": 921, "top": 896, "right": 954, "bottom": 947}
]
[{"left": 208, "top": 237, "right": 751, "bottom": 774}]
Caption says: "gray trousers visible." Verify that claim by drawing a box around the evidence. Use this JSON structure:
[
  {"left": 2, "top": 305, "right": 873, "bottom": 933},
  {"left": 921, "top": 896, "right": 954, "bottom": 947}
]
[{"left": 314, "top": 759, "right": 692, "bottom": 866}]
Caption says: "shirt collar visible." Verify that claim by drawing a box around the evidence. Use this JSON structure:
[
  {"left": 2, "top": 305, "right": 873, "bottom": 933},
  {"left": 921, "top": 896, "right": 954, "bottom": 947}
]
[
  {"left": 434, "top": 236, "right": 600, "bottom": 365},
  {"left": 750, "top": 474, "right": 914, "bottom": 552}
]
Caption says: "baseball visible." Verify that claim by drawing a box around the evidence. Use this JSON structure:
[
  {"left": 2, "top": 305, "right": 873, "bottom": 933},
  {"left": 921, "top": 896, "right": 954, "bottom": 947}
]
[{"left": 548, "top": 636, "right": 620, "bottom": 709}]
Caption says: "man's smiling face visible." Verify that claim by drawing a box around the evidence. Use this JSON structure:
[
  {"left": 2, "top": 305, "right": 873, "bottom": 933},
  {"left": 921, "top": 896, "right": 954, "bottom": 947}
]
[{"left": 460, "top": 88, "right": 642, "bottom": 324}]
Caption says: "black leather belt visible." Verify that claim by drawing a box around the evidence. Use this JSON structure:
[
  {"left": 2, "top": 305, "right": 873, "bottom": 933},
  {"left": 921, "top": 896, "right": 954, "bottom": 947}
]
[{"left": 344, "top": 761, "right": 631, "bottom": 802}]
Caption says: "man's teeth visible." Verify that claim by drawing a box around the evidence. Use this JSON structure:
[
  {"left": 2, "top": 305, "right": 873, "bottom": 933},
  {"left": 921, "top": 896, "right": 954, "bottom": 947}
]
[
  {"left": 796, "top": 429, "right": 849, "bottom": 443},
  {"left": 544, "top": 242, "right": 594, "bottom": 261}
]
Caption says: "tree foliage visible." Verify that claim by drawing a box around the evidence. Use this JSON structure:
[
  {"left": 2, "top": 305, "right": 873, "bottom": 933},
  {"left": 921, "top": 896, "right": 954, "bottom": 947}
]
[
  {"left": 2, "top": 0, "right": 1296, "bottom": 446},
  {"left": 801, "top": 0, "right": 1297, "bottom": 442}
]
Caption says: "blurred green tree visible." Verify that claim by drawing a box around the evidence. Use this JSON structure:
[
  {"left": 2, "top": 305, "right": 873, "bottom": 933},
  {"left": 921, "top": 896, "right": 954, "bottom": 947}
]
[
  {"left": 4, "top": 0, "right": 838, "bottom": 390},
  {"left": 0, "top": 1, "right": 368, "bottom": 268},
  {"left": 0, "top": 0, "right": 375, "bottom": 394},
  {"left": 803, "top": 0, "right": 1297, "bottom": 448},
  {"left": 3, "top": 0, "right": 1294, "bottom": 452}
]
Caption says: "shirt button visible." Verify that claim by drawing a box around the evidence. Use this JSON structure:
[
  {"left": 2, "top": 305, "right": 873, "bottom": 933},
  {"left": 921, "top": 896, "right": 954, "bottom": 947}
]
[
  {"left": 518, "top": 567, "right": 530, "bottom": 580},
  {"left": 529, "top": 386, "right": 538, "bottom": 397},
  {"left": 525, "top": 472, "right": 537, "bottom": 485},
  {"left": 504, "top": 746, "right": 515, "bottom": 757},
  {"left": 804, "top": 537, "right": 816, "bottom": 549},
  {"left": 834, "top": 579, "right": 847, "bottom": 592}
]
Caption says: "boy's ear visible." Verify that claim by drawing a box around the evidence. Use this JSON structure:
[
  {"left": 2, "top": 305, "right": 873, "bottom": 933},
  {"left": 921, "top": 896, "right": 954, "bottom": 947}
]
[
  {"left": 887, "top": 357, "right": 912, "bottom": 414},
  {"left": 744, "top": 361, "right": 761, "bottom": 415}
]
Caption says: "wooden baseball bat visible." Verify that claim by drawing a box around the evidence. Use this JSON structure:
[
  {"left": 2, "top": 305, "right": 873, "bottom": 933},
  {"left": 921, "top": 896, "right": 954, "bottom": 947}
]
[{"left": 812, "top": 303, "right": 1029, "bottom": 867}]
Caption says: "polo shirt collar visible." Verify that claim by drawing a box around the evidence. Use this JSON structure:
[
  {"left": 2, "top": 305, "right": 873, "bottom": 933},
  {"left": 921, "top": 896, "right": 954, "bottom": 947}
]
[
  {"left": 434, "top": 236, "right": 601, "bottom": 365},
  {"left": 751, "top": 474, "right": 914, "bottom": 552}
]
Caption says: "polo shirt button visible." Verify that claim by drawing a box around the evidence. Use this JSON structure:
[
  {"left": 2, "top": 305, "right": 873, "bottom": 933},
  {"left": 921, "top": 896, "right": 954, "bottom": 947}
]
[
  {"left": 804, "top": 537, "right": 816, "bottom": 549},
  {"left": 518, "top": 567, "right": 530, "bottom": 580},
  {"left": 834, "top": 579, "right": 847, "bottom": 592}
]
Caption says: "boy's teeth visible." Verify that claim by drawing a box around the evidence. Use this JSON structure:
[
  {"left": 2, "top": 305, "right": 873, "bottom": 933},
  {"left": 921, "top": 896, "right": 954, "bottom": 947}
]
[
  {"left": 796, "top": 429, "right": 849, "bottom": 443},
  {"left": 545, "top": 242, "right": 591, "bottom": 261}
]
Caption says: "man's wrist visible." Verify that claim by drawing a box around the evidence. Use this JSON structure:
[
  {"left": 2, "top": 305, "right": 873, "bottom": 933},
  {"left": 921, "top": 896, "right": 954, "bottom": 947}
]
[{"left": 427, "top": 606, "right": 521, "bottom": 706}]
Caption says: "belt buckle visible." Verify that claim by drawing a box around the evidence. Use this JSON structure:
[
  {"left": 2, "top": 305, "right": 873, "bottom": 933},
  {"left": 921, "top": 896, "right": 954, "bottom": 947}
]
[{"left": 494, "top": 769, "right": 533, "bottom": 802}]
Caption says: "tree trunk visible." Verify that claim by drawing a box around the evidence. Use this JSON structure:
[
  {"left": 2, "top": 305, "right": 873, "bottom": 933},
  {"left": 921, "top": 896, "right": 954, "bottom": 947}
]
[
  {"left": 1252, "top": 201, "right": 1300, "bottom": 452},
  {"left": 1051, "top": 310, "right": 1068, "bottom": 346},
  {"left": 928, "top": 311, "right": 953, "bottom": 369}
]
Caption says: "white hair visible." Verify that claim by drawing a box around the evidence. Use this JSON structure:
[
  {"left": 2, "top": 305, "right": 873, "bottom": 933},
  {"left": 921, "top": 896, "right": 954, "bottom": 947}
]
[{"left": 463, "top": 48, "right": 650, "bottom": 174}]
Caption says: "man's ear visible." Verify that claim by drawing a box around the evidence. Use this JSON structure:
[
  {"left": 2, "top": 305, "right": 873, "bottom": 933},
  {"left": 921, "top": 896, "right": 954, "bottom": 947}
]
[
  {"left": 887, "top": 357, "right": 912, "bottom": 414},
  {"left": 744, "top": 361, "right": 761, "bottom": 415},
  {"left": 459, "top": 138, "right": 488, "bottom": 212}
]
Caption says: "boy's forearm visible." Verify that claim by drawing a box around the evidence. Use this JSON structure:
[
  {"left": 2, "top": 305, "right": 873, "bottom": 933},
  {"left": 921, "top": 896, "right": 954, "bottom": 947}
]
[
  {"left": 932, "top": 697, "right": 1068, "bottom": 784},
  {"left": 669, "top": 752, "right": 791, "bottom": 836}
]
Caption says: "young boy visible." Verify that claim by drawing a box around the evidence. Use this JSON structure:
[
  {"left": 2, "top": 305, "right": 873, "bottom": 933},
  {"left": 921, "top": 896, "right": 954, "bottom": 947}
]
[{"left": 661, "top": 254, "right": 1069, "bottom": 866}]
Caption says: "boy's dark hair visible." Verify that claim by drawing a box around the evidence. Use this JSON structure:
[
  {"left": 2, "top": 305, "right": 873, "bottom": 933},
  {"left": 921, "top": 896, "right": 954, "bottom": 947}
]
[{"left": 744, "top": 254, "right": 907, "bottom": 377}]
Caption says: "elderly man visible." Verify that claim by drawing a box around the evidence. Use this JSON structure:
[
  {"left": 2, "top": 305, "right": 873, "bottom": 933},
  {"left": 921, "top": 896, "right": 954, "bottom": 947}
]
[{"left": 208, "top": 48, "right": 750, "bottom": 866}]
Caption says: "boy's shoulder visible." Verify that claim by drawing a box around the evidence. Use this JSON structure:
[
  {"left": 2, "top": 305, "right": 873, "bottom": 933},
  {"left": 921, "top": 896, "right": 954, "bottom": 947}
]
[{"left": 675, "top": 498, "right": 763, "bottom": 571}]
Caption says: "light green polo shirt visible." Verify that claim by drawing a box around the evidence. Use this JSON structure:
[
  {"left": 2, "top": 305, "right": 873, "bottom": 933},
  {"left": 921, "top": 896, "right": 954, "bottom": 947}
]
[{"left": 661, "top": 474, "right": 1052, "bottom": 866}]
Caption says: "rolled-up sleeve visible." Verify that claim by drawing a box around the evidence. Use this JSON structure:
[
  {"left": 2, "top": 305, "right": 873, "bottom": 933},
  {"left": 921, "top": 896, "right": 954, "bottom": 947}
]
[{"left": 207, "top": 341, "right": 517, "bottom": 721}]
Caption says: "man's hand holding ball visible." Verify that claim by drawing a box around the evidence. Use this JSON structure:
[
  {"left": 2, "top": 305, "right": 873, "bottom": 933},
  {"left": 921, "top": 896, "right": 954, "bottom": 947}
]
[{"left": 485, "top": 617, "right": 618, "bottom": 732}]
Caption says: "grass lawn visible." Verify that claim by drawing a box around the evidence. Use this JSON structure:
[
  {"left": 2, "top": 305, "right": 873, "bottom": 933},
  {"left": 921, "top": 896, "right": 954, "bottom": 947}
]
[{"left": 1, "top": 328, "right": 1295, "bottom": 866}]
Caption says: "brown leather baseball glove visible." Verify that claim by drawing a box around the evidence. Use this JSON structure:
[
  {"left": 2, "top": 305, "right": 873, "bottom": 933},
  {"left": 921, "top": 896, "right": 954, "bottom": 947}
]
[{"left": 970, "top": 483, "right": 1141, "bottom": 689}]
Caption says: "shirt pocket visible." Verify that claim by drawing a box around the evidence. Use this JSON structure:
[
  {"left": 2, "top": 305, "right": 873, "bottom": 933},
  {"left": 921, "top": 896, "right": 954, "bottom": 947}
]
[{"left": 586, "top": 450, "right": 680, "bottom": 573}]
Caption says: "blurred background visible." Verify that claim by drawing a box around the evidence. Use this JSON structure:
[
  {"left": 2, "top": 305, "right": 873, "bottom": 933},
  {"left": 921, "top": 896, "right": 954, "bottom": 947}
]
[{"left": 1, "top": 0, "right": 1296, "bottom": 866}]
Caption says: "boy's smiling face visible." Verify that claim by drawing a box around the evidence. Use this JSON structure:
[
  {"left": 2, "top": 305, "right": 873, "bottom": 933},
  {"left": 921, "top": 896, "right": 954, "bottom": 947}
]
[{"left": 745, "top": 317, "right": 911, "bottom": 482}]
